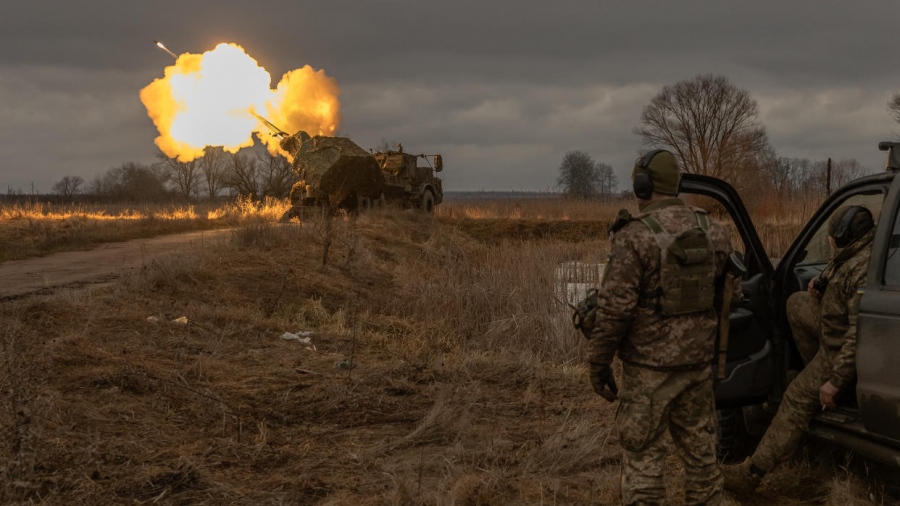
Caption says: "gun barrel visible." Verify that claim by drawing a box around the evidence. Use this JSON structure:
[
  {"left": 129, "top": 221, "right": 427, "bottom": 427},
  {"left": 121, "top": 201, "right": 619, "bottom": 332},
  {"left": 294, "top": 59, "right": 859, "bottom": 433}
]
[{"left": 250, "top": 112, "right": 288, "bottom": 137}]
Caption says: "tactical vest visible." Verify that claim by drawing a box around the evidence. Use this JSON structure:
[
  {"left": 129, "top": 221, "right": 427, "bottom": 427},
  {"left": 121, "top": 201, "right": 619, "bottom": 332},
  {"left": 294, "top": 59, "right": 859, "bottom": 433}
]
[{"left": 638, "top": 210, "right": 716, "bottom": 316}]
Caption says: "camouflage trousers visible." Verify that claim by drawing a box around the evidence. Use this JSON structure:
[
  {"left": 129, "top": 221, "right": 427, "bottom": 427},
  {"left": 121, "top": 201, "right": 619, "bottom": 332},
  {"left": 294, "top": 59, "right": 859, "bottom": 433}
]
[
  {"left": 786, "top": 291, "right": 821, "bottom": 364},
  {"left": 750, "top": 346, "right": 833, "bottom": 471},
  {"left": 616, "top": 362, "right": 722, "bottom": 506}
]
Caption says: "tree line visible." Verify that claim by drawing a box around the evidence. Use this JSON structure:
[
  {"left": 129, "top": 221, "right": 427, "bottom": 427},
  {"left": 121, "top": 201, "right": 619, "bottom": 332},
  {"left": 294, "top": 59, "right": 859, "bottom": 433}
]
[
  {"left": 558, "top": 73, "right": 882, "bottom": 207},
  {"left": 46, "top": 147, "right": 296, "bottom": 203}
]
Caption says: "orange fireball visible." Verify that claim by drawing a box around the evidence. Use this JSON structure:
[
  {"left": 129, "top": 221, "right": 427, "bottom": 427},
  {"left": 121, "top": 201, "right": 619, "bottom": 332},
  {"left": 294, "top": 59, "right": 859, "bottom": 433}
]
[{"left": 140, "top": 42, "right": 340, "bottom": 161}]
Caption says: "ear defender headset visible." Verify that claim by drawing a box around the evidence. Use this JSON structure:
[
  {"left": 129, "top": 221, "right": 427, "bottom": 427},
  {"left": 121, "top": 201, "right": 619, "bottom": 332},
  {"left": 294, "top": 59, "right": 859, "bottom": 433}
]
[
  {"left": 833, "top": 205, "right": 872, "bottom": 248},
  {"left": 632, "top": 149, "right": 667, "bottom": 200},
  {"left": 632, "top": 149, "right": 665, "bottom": 200}
]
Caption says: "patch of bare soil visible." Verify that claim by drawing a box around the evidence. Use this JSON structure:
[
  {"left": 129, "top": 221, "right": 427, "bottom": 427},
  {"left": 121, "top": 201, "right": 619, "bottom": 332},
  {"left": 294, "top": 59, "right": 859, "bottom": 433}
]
[{"left": 0, "top": 229, "right": 234, "bottom": 299}]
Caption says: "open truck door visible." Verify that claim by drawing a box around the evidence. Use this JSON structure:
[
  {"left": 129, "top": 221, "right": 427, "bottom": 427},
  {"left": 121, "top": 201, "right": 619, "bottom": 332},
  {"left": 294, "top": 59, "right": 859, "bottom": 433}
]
[
  {"left": 683, "top": 145, "right": 900, "bottom": 465},
  {"left": 678, "top": 174, "right": 777, "bottom": 406}
]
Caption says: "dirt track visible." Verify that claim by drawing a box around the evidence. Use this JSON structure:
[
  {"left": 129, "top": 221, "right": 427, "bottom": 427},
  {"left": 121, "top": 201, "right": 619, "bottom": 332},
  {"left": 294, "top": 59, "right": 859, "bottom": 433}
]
[{"left": 0, "top": 228, "right": 233, "bottom": 299}]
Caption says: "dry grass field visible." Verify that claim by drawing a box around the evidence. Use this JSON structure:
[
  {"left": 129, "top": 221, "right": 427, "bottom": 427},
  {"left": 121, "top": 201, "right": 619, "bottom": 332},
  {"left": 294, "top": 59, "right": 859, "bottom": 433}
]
[
  {"left": 0, "top": 197, "right": 288, "bottom": 263},
  {"left": 0, "top": 197, "right": 897, "bottom": 505}
]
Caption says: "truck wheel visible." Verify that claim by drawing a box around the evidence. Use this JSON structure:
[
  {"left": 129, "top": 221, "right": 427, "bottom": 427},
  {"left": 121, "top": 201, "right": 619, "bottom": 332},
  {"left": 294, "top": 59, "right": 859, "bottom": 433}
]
[
  {"left": 421, "top": 190, "right": 435, "bottom": 213},
  {"left": 279, "top": 206, "right": 300, "bottom": 223},
  {"left": 357, "top": 195, "right": 372, "bottom": 212},
  {"left": 716, "top": 407, "right": 754, "bottom": 463}
]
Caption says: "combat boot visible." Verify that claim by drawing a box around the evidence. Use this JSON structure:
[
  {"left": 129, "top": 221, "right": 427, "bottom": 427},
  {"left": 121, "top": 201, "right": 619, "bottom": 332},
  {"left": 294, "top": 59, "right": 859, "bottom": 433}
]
[{"left": 721, "top": 458, "right": 762, "bottom": 495}]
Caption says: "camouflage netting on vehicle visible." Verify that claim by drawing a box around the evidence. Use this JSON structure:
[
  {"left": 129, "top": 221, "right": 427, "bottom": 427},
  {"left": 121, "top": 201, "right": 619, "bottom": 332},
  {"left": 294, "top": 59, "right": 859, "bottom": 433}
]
[{"left": 281, "top": 131, "right": 385, "bottom": 203}]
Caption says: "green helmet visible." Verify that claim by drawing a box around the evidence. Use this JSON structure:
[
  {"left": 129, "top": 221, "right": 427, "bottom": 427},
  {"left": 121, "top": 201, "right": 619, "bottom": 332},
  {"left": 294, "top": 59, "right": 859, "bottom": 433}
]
[{"left": 632, "top": 149, "right": 681, "bottom": 197}]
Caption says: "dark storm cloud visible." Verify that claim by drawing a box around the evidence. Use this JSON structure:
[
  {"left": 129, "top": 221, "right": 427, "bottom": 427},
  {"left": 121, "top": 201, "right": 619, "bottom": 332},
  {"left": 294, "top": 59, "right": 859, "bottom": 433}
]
[{"left": 1, "top": 1, "right": 898, "bottom": 193}]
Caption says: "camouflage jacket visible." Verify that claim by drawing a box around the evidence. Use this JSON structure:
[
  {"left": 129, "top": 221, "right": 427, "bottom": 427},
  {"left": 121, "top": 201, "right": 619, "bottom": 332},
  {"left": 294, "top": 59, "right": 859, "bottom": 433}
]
[
  {"left": 587, "top": 198, "right": 734, "bottom": 370},
  {"left": 818, "top": 230, "right": 874, "bottom": 390}
]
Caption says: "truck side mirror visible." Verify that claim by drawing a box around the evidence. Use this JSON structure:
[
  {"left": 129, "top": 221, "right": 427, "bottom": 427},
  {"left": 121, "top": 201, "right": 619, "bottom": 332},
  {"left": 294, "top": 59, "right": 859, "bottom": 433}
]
[
  {"left": 434, "top": 155, "right": 443, "bottom": 172},
  {"left": 879, "top": 141, "right": 900, "bottom": 171}
]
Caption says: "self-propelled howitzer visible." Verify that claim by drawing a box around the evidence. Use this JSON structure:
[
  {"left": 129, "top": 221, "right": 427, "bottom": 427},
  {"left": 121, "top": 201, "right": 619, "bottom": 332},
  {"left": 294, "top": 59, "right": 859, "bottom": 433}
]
[{"left": 279, "top": 131, "right": 443, "bottom": 221}]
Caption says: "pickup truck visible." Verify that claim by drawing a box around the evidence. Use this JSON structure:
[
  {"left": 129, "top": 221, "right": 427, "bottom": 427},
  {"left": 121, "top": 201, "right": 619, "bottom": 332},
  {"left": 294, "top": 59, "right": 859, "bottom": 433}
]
[{"left": 683, "top": 142, "right": 900, "bottom": 466}]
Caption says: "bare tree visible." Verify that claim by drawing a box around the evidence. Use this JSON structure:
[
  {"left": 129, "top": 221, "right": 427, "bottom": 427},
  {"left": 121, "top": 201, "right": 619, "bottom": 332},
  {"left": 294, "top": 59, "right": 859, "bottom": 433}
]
[
  {"left": 635, "top": 74, "right": 771, "bottom": 188},
  {"left": 596, "top": 162, "right": 618, "bottom": 199},
  {"left": 889, "top": 93, "right": 900, "bottom": 126},
  {"left": 556, "top": 150, "right": 613, "bottom": 200},
  {"left": 813, "top": 158, "right": 866, "bottom": 195},
  {"left": 158, "top": 154, "right": 200, "bottom": 202},
  {"left": 732, "top": 144, "right": 778, "bottom": 205},
  {"left": 200, "top": 146, "right": 229, "bottom": 199},
  {"left": 51, "top": 175, "right": 84, "bottom": 199},
  {"left": 767, "top": 156, "right": 868, "bottom": 199},
  {"left": 257, "top": 151, "right": 297, "bottom": 198},
  {"left": 226, "top": 152, "right": 260, "bottom": 199},
  {"left": 766, "top": 157, "right": 799, "bottom": 197},
  {"left": 830, "top": 158, "right": 866, "bottom": 188},
  {"left": 89, "top": 162, "right": 169, "bottom": 202}
]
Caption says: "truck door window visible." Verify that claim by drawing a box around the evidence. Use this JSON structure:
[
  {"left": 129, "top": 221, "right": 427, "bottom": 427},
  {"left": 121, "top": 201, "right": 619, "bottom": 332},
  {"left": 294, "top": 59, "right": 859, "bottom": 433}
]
[
  {"left": 797, "top": 192, "right": 884, "bottom": 266},
  {"left": 884, "top": 203, "right": 900, "bottom": 287}
]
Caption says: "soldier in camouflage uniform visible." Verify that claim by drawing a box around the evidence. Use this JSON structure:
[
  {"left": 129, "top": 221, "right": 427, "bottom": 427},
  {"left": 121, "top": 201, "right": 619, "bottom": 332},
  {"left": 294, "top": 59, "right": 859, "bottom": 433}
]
[
  {"left": 587, "top": 150, "right": 734, "bottom": 506},
  {"left": 722, "top": 205, "right": 875, "bottom": 495}
]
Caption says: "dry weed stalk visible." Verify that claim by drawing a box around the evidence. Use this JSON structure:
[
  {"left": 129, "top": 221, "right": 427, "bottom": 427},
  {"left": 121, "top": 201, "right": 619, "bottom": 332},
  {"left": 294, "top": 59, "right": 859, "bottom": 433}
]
[
  {"left": 341, "top": 215, "right": 360, "bottom": 274},
  {"left": 315, "top": 207, "right": 336, "bottom": 268}
]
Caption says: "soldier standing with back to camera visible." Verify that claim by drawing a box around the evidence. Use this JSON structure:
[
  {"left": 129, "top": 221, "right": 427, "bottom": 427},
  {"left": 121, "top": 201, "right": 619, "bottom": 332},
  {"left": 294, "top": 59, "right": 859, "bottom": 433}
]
[
  {"left": 722, "top": 205, "right": 874, "bottom": 495},
  {"left": 585, "top": 150, "right": 735, "bottom": 505}
]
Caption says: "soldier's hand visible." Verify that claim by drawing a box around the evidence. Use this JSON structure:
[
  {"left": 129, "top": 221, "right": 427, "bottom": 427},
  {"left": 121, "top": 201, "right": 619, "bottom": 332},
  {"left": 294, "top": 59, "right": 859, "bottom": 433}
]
[
  {"left": 589, "top": 363, "right": 618, "bottom": 402},
  {"left": 819, "top": 380, "right": 839, "bottom": 410},
  {"left": 578, "top": 311, "right": 596, "bottom": 340},
  {"left": 807, "top": 277, "right": 823, "bottom": 299}
]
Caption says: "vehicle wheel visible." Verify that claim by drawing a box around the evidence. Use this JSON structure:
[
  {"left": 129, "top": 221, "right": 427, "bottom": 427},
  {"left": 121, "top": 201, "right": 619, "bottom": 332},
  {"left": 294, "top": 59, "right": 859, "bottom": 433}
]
[
  {"left": 279, "top": 206, "right": 300, "bottom": 223},
  {"left": 357, "top": 195, "right": 372, "bottom": 212},
  {"left": 716, "top": 407, "right": 755, "bottom": 463},
  {"left": 421, "top": 190, "right": 435, "bottom": 213}
]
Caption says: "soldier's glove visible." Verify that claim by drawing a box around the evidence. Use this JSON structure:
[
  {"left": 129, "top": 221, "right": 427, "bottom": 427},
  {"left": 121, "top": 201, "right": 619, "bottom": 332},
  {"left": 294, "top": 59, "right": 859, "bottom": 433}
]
[{"left": 589, "top": 363, "right": 618, "bottom": 402}]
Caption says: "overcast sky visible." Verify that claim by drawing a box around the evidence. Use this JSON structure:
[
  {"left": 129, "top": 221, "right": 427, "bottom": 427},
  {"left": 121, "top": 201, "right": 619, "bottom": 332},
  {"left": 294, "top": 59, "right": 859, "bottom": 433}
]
[{"left": 2, "top": 1, "right": 899, "bottom": 194}]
